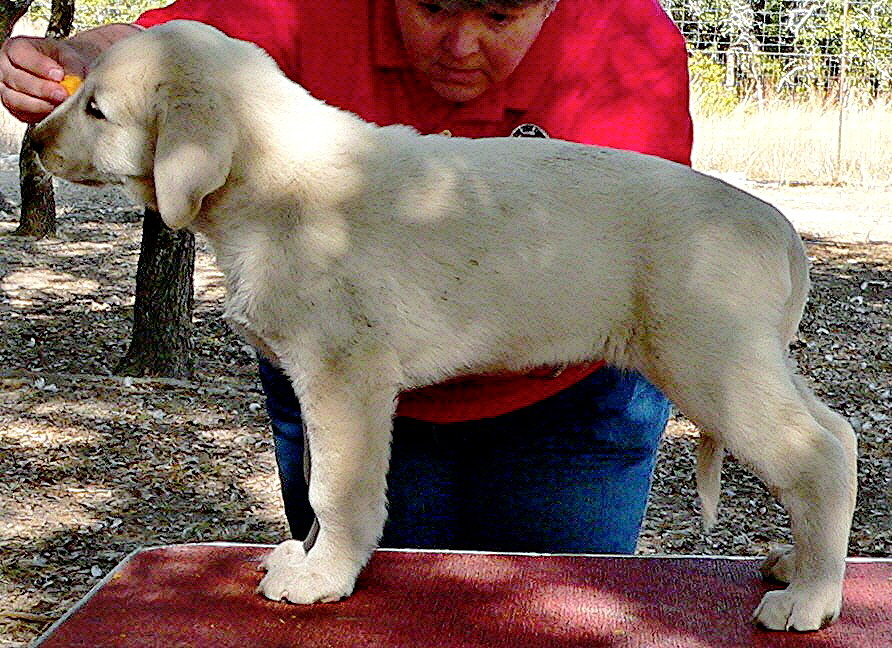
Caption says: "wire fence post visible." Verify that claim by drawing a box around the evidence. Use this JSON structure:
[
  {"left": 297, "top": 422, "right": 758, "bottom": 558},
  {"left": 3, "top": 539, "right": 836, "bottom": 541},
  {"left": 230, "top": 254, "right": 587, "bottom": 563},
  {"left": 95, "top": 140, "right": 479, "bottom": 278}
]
[{"left": 836, "top": 0, "right": 850, "bottom": 184}]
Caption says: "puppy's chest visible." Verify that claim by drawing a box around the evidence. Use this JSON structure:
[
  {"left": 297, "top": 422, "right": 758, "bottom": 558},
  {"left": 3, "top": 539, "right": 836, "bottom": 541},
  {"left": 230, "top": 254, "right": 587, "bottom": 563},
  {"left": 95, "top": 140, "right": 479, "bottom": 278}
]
[
  {"left": 208, "top": 239, "right": 291, "bottom": 362},
  {"left": 212, "top": 238, "right": 333, "bottom": 361},
  {"left": 217, "top": 278, "right": 272, "bottom": 357}
]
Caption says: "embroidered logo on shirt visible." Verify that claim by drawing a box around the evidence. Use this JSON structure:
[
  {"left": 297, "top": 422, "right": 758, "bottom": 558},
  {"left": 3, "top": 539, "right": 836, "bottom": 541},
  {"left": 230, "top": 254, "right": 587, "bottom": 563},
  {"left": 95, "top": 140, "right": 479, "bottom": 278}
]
[{"left": 510, "top": 123, "right": 549, "bottom": 138}]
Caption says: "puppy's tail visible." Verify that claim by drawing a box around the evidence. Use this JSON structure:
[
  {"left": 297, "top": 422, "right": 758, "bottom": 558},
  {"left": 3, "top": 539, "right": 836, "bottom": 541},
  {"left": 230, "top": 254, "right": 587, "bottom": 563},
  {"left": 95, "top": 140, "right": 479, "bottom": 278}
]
[{"left": 696, "top": 434, "right": 724, "bottom": 531}]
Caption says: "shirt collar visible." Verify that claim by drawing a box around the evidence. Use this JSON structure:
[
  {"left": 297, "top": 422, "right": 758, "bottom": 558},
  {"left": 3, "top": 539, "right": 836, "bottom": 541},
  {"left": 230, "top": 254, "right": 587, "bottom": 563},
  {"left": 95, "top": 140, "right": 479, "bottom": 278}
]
[{"left": 371, "top": 0, "right": 553, "bottom": 118}]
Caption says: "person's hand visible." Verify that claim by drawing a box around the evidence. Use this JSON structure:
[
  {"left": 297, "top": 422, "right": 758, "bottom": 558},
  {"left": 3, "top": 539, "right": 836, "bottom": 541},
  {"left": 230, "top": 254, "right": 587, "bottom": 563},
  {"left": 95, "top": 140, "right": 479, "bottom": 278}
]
[{"left": 0, "top": 35, "right": 89, "bottom": 123}]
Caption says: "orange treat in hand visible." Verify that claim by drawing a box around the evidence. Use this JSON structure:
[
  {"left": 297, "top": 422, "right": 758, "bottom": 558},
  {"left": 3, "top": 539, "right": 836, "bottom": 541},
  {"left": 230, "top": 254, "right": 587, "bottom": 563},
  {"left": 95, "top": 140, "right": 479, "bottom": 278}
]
[{"left": 59, "top": 74, "right": 83, "bottom": 96}]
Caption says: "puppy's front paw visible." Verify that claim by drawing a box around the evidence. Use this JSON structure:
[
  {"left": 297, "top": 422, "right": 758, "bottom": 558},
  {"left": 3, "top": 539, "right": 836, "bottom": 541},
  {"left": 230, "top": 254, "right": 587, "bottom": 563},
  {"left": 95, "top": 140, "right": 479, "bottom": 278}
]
[
  {"left": 260, "top": 539, "right": 307, "bottom": 573},
  {"left": 753, "top": 584, "right": 841, "bottom": 631},
  {"left": 760, "top": 545, "right": 796, "bottom": 584},
  {"left": 258, "top": 560, "right": 355, "bottom": 604}
]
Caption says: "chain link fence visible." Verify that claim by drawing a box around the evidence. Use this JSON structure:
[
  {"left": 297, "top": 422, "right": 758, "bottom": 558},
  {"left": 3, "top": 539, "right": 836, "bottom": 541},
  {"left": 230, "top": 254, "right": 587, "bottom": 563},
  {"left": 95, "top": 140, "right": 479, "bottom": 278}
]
[{"left": 661, "top": 0, "right": 892, "bottom": 184}]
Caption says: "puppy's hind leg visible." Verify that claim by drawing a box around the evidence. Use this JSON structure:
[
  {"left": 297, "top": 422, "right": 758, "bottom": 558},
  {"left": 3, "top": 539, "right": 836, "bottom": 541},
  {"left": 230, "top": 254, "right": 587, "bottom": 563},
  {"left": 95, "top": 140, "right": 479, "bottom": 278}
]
[
  {"left": 647, "top": 339, "right": 856, "bottom": 632},
  {"left": 761, "top": 371, "right": 858, "bottom": 587},
  {"left": 791, "top": 372, "right": 858, "bottom": 478}
]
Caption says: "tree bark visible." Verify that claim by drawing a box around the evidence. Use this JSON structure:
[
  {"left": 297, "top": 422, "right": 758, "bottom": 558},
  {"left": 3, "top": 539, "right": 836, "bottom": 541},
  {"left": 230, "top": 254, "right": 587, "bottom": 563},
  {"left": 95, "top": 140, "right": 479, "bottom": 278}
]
[
  {"left": 13, "top": 123, "right": 56, "bottom": 236},
  {"left": 14, "top": 0, "right": 76, "bottom": 238},
  {"left": 1, "top": 1, "right": 35, "bottom": 222},
  {"left": 115, "top": 208, "right": 196, "bottom": 379},
  {"left": 44, "top": 0, "right": 74, "bottom": 39},
  {"left": 0, "top": 1, "right": 32, "bottom": 41}
]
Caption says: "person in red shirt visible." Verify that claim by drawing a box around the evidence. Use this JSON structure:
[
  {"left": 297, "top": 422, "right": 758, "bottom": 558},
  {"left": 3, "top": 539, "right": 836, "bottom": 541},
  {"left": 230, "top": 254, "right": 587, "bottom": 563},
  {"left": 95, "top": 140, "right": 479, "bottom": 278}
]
[{"left": 1, "top": 0, "right": 693, "bottom": 553}]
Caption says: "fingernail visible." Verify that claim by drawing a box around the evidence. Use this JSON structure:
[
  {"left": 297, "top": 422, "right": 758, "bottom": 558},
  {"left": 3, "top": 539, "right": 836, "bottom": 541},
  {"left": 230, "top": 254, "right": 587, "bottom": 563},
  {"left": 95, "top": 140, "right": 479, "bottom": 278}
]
[
  {"left": 48, "top": 68, "right": 64, "bottom": 82},
  {"left": 51, "top": 89, "right": 69, "bottom": 103}
]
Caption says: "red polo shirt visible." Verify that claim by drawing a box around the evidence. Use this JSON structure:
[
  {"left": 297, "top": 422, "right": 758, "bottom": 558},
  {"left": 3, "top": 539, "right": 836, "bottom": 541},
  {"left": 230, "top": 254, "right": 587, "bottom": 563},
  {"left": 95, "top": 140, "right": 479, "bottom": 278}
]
[{"left": 138, "top": 0, "right": 693, "bottom": 422}]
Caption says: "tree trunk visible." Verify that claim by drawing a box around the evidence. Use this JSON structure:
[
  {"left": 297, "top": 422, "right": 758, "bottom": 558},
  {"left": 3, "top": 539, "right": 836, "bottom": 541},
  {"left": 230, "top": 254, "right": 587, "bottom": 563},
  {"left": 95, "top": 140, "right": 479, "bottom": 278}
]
[
  {"left": 14, "top": 124, "right": 56, "bottom": 236},
  {"left": 1, "top": 1, "right": 36, "bottom": 224},
  {"left": 14, "top": 0, "right": 75, "bottom": 238},
  {"left": 44, "top": 0, "right": 74, "bottom": 40},
  {"left": 115, "top": 208, "right": 196, "bottom": 379},
  {"left": 0, "top": 1, "right": 32, "bottom": 41}
]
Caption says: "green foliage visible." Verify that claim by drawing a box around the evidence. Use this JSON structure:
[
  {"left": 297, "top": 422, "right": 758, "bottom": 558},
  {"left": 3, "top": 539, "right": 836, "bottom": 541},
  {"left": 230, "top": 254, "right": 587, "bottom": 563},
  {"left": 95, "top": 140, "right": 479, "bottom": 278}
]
[
  {"left": 28, "top": 0, "right": 163, "bottom": 30},
  {"left": 661, "top": 0, "right": 892, "bottom": 101},
  {"left": 840, "top": 2, "right": 892, "bottom": 94},
  {"left": 688, "top": 52, "right": 739, "bottom": 115}
]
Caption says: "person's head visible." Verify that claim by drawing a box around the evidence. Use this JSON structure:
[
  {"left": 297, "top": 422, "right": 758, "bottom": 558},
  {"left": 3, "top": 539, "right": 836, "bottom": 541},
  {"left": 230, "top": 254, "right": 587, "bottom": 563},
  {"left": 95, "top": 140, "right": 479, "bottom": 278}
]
[{"left": 394, "top": 1, "right": 559, "bottom": 102}]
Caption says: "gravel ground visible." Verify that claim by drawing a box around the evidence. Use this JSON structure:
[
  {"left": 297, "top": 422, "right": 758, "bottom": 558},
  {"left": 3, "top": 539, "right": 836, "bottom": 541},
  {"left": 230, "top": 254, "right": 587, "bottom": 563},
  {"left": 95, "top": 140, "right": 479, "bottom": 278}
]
[{"left": 0, "top": 160, "right": 889, "bottom": 646}]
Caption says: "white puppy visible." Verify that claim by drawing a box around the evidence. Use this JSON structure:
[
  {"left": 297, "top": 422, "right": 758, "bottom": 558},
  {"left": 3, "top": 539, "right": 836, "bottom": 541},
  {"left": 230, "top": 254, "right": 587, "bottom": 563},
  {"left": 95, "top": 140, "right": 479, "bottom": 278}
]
[{"left": 32, "top": 21, "right": 857, "bottom": 632}]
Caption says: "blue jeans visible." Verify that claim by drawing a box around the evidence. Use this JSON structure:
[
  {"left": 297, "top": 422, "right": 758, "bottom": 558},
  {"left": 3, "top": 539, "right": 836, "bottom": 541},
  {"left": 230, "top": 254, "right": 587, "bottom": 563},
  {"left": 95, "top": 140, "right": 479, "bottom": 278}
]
[{"left": 259, "top": 360, "right": 669, "bottom": 554}]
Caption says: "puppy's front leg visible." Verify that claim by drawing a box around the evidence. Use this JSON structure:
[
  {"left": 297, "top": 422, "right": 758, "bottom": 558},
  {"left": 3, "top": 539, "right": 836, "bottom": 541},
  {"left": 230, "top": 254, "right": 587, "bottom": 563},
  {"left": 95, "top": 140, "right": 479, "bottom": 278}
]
[{"left": 258, "top": 352, "right": 399, "bottom": 604}]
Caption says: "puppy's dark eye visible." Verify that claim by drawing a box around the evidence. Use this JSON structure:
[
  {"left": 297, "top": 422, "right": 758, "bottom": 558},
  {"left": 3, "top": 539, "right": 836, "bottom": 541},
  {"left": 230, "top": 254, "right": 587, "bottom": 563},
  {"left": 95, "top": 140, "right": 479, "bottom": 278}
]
[{"left": 86, "top": 97, "right": 106, "bottom": 120}]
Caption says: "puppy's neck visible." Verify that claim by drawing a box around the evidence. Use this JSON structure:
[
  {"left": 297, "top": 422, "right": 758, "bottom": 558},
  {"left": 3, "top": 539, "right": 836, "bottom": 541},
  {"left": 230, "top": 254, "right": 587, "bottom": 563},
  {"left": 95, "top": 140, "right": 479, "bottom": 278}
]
[{"left": 226, "top": 82, "right": 392, "bottom": 216}]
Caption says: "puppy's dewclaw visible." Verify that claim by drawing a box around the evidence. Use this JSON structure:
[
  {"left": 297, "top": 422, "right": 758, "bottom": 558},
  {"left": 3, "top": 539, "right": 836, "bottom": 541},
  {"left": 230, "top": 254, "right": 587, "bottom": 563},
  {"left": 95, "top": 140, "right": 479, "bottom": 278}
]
[{"left": 59, "top": 74, "right": 82, "bottom": 96}]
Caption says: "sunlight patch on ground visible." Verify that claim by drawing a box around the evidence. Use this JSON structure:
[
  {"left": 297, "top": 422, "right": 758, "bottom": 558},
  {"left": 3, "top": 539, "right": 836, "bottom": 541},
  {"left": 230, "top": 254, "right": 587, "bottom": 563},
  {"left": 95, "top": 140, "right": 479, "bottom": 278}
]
[
  {"left": 239, "top": 472, "right": 283, "bottom": 515},
  {"left": 31, "top": 240, "right": 117, "bottom": 258},
  {"left": 194, "top": 257, "right": 226, "bottom": 303},
  {"left": 2, "top": 418, "right": 104, "bottom": 448},
  {"left": 1, "top": 268, "right": 101, "bottom": 296},
  {"left": 0, "top": 490, "right": 113, "bottom": 545}
]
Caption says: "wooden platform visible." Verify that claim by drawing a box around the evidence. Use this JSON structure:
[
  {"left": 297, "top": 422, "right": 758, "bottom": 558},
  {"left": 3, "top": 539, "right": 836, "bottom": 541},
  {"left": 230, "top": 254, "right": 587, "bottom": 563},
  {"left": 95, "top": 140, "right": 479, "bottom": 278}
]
[{"left": 33, "top": 544, "right": 891, "bottom": 647}]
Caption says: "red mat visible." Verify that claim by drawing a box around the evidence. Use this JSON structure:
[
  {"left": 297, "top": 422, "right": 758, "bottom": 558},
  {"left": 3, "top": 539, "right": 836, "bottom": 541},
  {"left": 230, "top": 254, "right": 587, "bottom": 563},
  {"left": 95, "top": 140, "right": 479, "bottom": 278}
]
[{"left": 34, "top": 544, "right": 890, "bottom": 647}]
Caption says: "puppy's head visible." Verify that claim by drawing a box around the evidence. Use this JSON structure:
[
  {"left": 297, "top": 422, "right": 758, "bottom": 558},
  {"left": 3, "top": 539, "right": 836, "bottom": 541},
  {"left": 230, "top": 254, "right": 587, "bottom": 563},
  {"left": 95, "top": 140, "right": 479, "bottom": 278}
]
[{"left": 33, "top": 20, "right": 241, "bottom": 229}]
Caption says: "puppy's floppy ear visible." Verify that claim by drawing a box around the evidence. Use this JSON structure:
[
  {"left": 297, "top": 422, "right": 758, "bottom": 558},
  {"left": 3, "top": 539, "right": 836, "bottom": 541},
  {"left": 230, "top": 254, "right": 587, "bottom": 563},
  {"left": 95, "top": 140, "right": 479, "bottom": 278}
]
[{"left": 154, "top": 95, "right": 235, "bottom": 229}]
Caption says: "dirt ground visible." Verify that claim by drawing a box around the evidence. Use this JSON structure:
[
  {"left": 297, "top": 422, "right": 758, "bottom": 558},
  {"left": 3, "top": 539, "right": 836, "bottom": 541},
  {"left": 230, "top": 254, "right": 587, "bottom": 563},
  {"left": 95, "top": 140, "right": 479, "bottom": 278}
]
[{"left": 1, "top": 163, "right": 890, "bottom": 646}]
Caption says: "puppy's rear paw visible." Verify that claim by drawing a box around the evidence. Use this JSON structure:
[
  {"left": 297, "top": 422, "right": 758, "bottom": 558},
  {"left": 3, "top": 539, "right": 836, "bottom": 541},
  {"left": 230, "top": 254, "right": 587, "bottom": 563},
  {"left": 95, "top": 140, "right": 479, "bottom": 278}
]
[
  {"left": 760, "top": 545, "right": 796, "bottom": 584},
  {"left": 753, "top": 584, "right": 841, "bottom": 631}
]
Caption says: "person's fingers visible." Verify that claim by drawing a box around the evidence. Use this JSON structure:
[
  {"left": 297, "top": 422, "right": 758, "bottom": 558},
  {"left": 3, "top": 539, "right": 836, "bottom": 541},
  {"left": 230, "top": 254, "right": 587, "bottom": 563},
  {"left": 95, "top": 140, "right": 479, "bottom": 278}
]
[
  {"left": 2, "top": 36, "right": 65, "bottom": 81},
  {"left": 1, "top": 61, "right": 68, "bottom": 100},
  {"left": 0, "top": 36, "right": 83, "bottom": 122},
  {"left": 0, "top": 83, "right": 60, "bottom": 123}
]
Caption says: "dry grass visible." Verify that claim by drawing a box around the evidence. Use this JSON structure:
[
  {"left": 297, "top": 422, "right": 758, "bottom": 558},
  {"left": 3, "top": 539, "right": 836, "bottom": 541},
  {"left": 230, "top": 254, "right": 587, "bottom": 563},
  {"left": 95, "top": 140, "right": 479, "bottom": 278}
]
[{"left": 692, "top": 96, "right": 892, "bottom": 186}]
